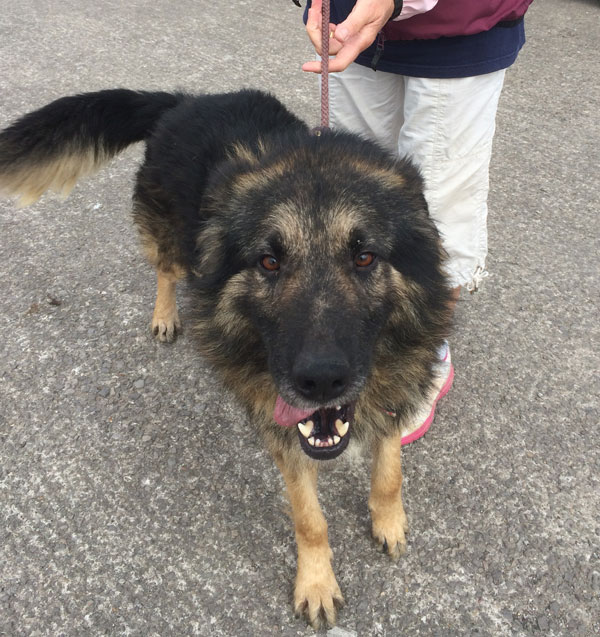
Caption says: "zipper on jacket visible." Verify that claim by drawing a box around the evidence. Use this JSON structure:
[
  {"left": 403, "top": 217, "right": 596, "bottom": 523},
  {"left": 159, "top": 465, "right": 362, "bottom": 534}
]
[{"left": 370, "top": 31, "right": 385, "bottom": 71}]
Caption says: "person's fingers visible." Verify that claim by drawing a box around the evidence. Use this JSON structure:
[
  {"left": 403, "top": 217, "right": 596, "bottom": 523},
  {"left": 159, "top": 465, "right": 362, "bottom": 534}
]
[
  {"left": 306, "top": 24, "right": 340, "bottom": 56},
  {"left": 305, "top": 4, "right": 322, "bottom": 51},
  {"left": 305, "top": 1, "right": 321, "bottom": 34},
  {"left": 328, "top": 38, "right": 343, "bottom": 55},
  {"left": 327, "top": 40, "right": 368, "bottom": 72},
  {"left": 303, "top": 0, "right": 393, "bottom": 73},
  {"left": 335, "top": 0, "right": 394, "bottom": 43},
  {"left": 302, "top": 60, "right": 323, "bottom": 73},
  {"left": 301, "top": 31, "right": 372, "bottom": 74},
  {"left": 306, "top": 4, "right": 339, "bottom": 55},
  {"left": 301, "top": 39, "right": 362, "bottom": 74}
]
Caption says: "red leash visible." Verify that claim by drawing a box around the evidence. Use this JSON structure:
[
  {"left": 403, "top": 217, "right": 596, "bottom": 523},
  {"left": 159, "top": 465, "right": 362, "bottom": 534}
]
[
  {"left": 320, "top": 0, "right": 330, "bottom": 129},
  {"left": 292, "top": 0, "right": 330, "bottom": 132}
]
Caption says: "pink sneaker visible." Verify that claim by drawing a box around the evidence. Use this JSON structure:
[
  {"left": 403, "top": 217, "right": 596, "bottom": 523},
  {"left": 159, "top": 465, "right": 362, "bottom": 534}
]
[{"left": 400, "top": 341, "right": 454, "bottom": 445}]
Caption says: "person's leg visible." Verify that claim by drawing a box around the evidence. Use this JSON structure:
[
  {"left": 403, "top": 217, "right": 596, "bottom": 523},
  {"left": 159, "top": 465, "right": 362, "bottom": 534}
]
[
  {"left": 328, "top": 62, "right": 405, "bottom": 153},
  {"left": 398, "top": 70, "right": 507, "bottom": 292},
  {"left": 394, "top": 70, "right": 506, "bottom": 441},
  {"left": 328, "top": 64, "right": 455, "bottom": 445},
  {"left": 329, "top": 65, "right": 506, "bottom": 443}
]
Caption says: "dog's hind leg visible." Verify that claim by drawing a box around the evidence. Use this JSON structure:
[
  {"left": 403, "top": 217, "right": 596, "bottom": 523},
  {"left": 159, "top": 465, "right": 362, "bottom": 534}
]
[
  {"left": 152, "top": 266, "right": 185, "bottom": 343},
  {"left": 369, "top": 431, "right": 409, "bottom": 560},
  {"left": 273, "top": 452, "right": 344, "bottom": 629}
]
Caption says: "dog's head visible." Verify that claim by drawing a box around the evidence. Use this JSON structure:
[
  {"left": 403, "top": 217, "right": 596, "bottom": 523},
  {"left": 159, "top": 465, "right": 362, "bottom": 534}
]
[{"left": 192, "top": 132, "right": 451, "bottom": 459}]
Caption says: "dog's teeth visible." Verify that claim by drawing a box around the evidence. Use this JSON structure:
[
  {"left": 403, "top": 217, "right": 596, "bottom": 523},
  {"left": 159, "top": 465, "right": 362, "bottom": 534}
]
[
  {"left": 297, "top": 421, "right": 313, "bottom": 438},
  {"left": 336, "top": 405, "right": 342, "bottom": 411},
  {"left": 333, "top": 435, "right": 340, "bottom": 444},
  {"left": 327, "top": 436, "right": 333, "bottom": 446},
  {"left": 335, "top": 419, "right": 349, "bottom": 437},
  {"left": 308, "top": 437, "right": 315, "bottom": 446}
]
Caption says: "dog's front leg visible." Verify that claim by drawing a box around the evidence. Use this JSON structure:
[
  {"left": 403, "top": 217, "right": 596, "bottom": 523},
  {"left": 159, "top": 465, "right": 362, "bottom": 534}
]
[
  {"left": 273, "top": 452, "right": 343, "bottom": 628},
  {"left": 151, "top": 267, "right": 183, "bottom": 342},
  {"left": 369, "top": 431, "right": 409, "bottom": 559}
]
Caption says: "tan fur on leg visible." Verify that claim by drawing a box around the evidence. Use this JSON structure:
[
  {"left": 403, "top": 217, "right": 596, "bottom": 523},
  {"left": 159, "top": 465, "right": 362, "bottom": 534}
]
[
  {"left": 152, "top": 268, "right": 184, "bottom": 342},
  {"left": 274, "top": 453, "right": 344, "bottom": 629},
  {"left": 369, "top": 431, "right": 408, "bottom": 559}
]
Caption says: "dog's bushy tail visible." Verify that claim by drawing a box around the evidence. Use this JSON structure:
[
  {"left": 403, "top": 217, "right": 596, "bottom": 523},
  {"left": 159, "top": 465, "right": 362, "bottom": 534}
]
[{"left": 0, "top": 89, "right": 182, "bottom": 206}]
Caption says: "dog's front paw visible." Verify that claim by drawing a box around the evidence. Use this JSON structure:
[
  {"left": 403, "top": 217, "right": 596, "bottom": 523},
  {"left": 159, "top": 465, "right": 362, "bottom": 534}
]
[
  {"left": 294, "top": 563, "right": 344, "bottom": 629},
  {"left": 371, "top": 506, "right": 409, "bottom": 560},
  {"left": 151, "top": 309, "right": 181, "bottom": 343}
]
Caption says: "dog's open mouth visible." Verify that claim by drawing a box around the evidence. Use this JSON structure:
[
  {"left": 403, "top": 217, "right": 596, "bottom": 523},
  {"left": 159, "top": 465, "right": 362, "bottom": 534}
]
[
  {"left": 297, "top": 404, "right": 353, "bottom": 460},
  {"left": 274, "top": 396, "right": 353, "bottom": 460}
]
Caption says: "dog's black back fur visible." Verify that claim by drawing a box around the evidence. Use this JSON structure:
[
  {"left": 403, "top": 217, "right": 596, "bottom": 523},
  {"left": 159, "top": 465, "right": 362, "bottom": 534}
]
[{"left": 134, "top": 90, "right": 308, "bottom": 268}]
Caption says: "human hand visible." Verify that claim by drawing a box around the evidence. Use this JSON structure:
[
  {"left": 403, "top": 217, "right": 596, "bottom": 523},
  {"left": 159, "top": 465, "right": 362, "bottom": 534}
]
[{"left": 302, "top": 0, "right": 395, "bottom": 74}]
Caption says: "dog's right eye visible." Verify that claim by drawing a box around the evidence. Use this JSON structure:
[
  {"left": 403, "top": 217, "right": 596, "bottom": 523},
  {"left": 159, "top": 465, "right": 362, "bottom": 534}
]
[
  {"left": 354, "top": 252, "right": 376, "bottom": 268},
  {"left": 260, "top": 255, "right": 280, "bottom": 272}
]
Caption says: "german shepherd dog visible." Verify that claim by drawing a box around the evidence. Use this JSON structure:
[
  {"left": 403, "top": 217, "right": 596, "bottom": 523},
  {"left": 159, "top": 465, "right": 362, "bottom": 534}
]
[{"left": 0, "top": 89, "right": 451, "bottom": 628}]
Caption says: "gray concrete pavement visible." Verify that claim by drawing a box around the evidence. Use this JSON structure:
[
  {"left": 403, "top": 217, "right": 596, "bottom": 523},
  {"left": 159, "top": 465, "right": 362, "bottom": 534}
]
[{"left": 1, "top": 1, "right": 598, "bottom": 635}]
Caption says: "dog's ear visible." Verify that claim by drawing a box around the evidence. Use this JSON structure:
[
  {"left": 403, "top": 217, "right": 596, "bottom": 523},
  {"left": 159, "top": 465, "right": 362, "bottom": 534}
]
[
  {"left": 389, "top": 219, "right": 446, "bottom": 285},
  {"left": 192, "top": 221, "right": 244, "bottom": 291},
  {"left": 193, "top": 142, "right": 271, "bottom": 290},
  {"left": 386, "top": 183, "right": 450, "bottom": 297}
]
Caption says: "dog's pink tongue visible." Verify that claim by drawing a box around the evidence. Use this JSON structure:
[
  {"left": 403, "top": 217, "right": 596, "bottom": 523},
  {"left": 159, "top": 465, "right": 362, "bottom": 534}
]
[{"left": 274, "top": 396, "right": 314, "bottom": 427}]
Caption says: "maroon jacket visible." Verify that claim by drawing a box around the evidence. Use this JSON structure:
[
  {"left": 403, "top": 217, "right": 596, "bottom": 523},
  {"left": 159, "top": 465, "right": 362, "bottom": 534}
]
[{"left": 384, "top": 0, "right": 534, "bottom": 41}]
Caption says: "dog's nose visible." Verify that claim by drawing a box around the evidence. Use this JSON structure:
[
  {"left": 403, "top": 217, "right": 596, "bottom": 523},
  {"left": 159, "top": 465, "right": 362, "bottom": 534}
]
[{"left": 292, "top": 354, "right": 351, "bottom": 403}]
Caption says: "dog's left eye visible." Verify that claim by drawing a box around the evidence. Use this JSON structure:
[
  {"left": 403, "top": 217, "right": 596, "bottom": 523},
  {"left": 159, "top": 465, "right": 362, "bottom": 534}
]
[
  {"left": 260, "top": 254, "right": 280, "bottom": 272},
  {"left": 354, "top": 252, "right": 376, "bottom": 268}
]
